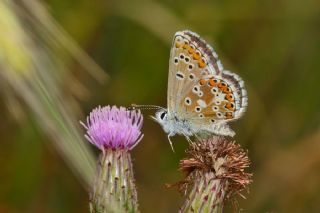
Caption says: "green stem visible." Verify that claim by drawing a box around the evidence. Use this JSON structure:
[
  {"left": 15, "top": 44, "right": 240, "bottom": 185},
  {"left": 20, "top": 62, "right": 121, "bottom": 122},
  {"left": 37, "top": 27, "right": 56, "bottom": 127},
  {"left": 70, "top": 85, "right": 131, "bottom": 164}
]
[
  {"left": 180, "top": 171, "right": 226, "bottom": 213},
  {"left": 90, "top": 149, "right": 139, "bottom": 213}
]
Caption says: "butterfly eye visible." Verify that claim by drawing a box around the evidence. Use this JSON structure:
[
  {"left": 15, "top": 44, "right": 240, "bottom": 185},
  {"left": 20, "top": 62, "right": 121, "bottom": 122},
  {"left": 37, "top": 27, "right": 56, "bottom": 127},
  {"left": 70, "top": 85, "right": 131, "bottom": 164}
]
[{"left": 160, "top": 112, "right": 167, "bottom": 120}]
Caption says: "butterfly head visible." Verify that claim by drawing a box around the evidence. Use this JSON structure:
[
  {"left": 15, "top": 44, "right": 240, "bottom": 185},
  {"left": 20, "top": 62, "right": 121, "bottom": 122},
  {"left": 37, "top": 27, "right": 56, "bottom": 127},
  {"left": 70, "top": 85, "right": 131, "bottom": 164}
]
[
  {"left": 154, "top": 109, "right": 168, "bottom": 125},
  {"left": 153, "top": 108, "right": 178, "bottom": 135}
]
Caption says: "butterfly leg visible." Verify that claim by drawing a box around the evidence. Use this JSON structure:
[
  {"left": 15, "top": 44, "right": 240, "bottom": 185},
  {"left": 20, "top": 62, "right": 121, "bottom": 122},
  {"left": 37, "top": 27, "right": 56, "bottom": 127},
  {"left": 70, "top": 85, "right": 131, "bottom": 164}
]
[
  {"left": 167, "top": 134, "right": 175, "bottom": 152},
  {"left": 185, "top": 135, "right": 194, "bottom": 144}
]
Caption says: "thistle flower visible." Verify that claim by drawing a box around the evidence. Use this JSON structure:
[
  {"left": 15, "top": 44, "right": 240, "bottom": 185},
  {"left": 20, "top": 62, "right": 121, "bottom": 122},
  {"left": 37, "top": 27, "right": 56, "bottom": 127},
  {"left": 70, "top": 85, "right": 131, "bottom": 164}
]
[
  {"left": 82, "top": 105, "right": 143, "bottom": 151},
  {"left": 81, "top": 105, "right": 143, "bottom": 213},
  {"left": 178, "top": 136, "right": 252, "bottom": 212}
]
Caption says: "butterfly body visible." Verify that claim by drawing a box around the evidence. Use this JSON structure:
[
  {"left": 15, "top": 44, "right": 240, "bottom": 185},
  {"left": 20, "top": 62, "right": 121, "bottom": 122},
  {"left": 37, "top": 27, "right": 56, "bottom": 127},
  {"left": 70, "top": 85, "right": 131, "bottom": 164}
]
[
  {"left": 154, "top": 109, "right": 235, "bottom": 138},
  {"left": 154, "top": 109, "right": 194, "bottom": 137},
  {"left": 153, "top": 30, "right": 247, "bottom": 140}
]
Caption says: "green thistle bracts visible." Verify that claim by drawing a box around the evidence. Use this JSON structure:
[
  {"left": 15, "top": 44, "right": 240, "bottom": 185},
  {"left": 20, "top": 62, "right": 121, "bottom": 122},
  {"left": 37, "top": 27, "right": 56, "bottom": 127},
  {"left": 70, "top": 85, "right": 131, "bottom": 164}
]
[{"left": 90, "top": 150, "right": 138, "bottom": 213}]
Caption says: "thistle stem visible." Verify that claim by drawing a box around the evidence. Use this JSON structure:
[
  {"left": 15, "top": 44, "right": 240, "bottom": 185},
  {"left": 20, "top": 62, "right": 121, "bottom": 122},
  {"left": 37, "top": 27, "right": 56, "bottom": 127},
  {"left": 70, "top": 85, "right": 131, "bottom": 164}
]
[{"left": 90, "top": 149, "right": 139, "bottom": 213}]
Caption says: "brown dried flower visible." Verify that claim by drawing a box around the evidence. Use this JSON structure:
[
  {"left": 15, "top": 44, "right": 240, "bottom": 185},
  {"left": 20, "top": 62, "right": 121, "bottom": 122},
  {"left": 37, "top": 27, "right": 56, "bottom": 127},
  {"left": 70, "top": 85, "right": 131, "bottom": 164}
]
[{"left": 179, "top": 136, "right": 252, "bottom": 212}]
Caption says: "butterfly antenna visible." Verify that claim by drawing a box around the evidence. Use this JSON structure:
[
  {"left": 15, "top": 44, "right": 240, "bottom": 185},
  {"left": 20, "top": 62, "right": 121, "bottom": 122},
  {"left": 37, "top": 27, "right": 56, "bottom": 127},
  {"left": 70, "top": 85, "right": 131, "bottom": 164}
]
[{"left": 131, "top": 104, "right": 164, "bottom": 110}]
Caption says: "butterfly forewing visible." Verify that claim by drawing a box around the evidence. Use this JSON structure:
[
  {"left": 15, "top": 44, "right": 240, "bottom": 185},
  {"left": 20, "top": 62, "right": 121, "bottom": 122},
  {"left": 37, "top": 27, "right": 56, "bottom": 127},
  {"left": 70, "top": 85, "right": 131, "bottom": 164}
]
[{"left": 167, "top": 31, "right": 222, "bottom": 115}]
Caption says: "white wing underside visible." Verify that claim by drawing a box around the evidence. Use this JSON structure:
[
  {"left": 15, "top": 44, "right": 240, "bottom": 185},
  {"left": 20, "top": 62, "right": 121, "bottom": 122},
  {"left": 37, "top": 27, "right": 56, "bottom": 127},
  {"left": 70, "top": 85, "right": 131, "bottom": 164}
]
[{"left": 166, "top": 30, "right": 247, "bottom": 137}]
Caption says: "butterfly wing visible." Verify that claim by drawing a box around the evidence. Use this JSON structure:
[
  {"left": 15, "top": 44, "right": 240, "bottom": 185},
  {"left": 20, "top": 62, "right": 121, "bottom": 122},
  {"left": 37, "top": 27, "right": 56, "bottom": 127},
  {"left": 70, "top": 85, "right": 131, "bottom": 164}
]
[
  {"left": 167, "top": 30, "right": 222, "bottom": 115},
  {"left": 167, "top": 30, "right": 247, "bottom": 136},
  {"left": 185, "top": 71, "right": 247, "bottom": 136}
]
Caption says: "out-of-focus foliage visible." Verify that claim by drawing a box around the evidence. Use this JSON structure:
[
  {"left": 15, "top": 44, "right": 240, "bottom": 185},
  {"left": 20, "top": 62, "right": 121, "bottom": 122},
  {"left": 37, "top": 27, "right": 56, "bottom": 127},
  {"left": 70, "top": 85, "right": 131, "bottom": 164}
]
[
  {"left": 0, "top": 0, "right": 109, "bottom": 189},
  {"left": 0, "top": 0, "right": 319, "bottom": 212}
]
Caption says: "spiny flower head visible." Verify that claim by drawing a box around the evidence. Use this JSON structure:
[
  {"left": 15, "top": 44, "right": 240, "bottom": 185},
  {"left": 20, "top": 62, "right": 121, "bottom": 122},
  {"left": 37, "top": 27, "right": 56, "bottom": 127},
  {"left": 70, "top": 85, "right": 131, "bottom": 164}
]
[
  {"left": 81, "top": 105, "right": 143, "bottom": 151},
  {"left": 179, "top": 136, "right": 252, "bottom": 200}
]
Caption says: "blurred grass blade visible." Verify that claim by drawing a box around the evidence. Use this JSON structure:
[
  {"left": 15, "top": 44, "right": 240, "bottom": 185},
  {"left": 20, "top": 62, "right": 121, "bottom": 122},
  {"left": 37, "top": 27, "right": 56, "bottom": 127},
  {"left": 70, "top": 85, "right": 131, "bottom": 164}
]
[
  {"left": 0, "top": 0, "right": 107, "bottom": 186},
  {"left": 111, "top": 0, "right": 186, "bottom": 44}
]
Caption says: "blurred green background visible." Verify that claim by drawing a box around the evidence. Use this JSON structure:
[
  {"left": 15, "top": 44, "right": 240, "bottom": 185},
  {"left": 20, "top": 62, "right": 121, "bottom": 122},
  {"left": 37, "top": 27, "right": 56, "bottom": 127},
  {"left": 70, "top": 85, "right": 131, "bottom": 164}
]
[{"left": 1, "top": 0, "right": 320, "bottom": 212}]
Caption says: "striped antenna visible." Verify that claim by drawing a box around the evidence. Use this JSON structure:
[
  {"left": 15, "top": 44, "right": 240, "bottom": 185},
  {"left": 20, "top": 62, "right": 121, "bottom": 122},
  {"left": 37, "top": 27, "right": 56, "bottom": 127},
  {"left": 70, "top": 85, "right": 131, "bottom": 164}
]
[{"left": 130, "top": 104, "right": 164, "bottom": 110}]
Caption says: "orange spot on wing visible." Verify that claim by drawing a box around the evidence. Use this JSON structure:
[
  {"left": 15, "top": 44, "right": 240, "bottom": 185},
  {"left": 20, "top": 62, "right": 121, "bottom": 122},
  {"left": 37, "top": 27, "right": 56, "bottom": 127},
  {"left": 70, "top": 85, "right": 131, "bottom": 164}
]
[
  {"left": 218, "top": 82, "right": 227, "bottom": 89},
  {"left": 188, "top": 46, "right": 195, "bottom": 54},
  {"left": 193, "top": 52, "right": 201, "bottom": 60},
  {"left": 183, "top": 43, "right": 189, "bottom": 49},
  {"left": 198, "top": 59, "right": 206, "bottom": 68},
  {"left": 225, "top": 94, "right": 234, "bottom": 102},
  {"left": 208, "top": 79, "right": 216, "bottom": 87},
  {"left": 199, "top": 79, "right": 207, "bottom": 86},
  {"left": 225, "top": 103, "right": 235, "bottom": 110},
  {"left": 221, "top": 86, "right": 231, "bottom": 93}
]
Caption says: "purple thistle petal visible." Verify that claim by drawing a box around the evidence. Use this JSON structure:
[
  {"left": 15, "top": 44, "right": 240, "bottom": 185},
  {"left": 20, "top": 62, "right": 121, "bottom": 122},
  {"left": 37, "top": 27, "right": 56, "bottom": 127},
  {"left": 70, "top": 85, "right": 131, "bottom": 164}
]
[{"left": 81, "top": 106, "right": 144, "bottom": 150}]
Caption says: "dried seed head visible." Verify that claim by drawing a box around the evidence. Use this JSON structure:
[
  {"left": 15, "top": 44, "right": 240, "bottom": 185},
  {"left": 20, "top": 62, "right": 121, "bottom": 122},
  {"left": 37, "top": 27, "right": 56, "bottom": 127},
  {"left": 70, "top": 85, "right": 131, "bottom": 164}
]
[{"left": 179, "top": 136, "right": 252, "bottom": 200}]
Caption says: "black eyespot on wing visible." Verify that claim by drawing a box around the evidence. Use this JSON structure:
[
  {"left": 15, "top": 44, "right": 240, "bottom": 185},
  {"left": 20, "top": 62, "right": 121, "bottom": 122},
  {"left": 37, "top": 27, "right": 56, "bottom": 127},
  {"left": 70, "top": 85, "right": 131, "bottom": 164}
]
[{"left": 176, "top": 73, "right": 184, "bottom": 79}]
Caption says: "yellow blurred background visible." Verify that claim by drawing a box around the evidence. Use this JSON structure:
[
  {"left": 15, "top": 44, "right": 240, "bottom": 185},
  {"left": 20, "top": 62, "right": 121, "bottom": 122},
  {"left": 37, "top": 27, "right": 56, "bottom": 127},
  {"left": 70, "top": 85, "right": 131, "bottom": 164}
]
[{"left": 0, "top": 0, "right": 320, "bottom": 212}]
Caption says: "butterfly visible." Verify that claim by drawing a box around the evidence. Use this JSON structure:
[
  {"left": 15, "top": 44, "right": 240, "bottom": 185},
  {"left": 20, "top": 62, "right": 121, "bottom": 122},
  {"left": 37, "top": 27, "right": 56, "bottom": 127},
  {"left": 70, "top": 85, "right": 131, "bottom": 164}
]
[{"left": 136, "top": 30, "right": 247, "bottom": 146}]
